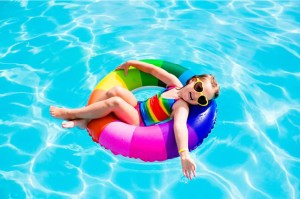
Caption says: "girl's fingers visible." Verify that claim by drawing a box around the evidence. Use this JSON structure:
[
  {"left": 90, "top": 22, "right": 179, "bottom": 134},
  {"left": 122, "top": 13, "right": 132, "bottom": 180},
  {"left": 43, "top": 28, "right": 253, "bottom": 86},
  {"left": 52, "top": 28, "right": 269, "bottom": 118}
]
[
  {"left": 182, "top": 166, "right": 197, "bottom": 180},
  {"left": 184, "top": 169, "right": 193, "bottom": 180},
  {"left": 115, "top": 66, "right": 128, "bottom": 76},
  {"left": 192, "top": 168, "right": 196, "bottom": 177},
  {"left": 183, "top": 170, "right": 188, "bottom": 178},
  {"left": 116, "top": 63, "right": 125, "bottom": 70},
  {"left": 188, "top": 171, "right": 191, "bottom": 180},
  {"left": 115, "top": 64, "right": 129, "bottom": 76}
]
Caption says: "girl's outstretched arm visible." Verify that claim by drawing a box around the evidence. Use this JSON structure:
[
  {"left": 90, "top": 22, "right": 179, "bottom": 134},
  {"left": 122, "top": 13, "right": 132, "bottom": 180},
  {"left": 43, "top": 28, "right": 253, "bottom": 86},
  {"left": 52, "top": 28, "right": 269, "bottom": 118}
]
[
  {"left": 172, "top": 100, "right": 197, "bottom": 180},
  {"left": 116, "top": 60, "right": 183, "bottom": 87}
]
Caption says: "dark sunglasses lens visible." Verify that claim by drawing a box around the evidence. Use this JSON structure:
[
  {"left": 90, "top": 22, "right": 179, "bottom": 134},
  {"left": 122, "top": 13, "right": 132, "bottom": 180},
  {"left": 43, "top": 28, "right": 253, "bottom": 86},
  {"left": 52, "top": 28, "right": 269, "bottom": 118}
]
[
  {"left": 198, "top": 96, "right": 207, "bottom": 105},
  {"left": 194, "top": 82, "right": 203, "bottom": 92}
]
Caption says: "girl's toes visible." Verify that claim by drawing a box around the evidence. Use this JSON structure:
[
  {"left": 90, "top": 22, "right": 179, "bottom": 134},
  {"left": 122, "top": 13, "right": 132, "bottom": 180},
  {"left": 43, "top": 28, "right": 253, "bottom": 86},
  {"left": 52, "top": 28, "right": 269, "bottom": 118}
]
[{"left": 62, "top": 121, "right": 75, "bottom": 128}]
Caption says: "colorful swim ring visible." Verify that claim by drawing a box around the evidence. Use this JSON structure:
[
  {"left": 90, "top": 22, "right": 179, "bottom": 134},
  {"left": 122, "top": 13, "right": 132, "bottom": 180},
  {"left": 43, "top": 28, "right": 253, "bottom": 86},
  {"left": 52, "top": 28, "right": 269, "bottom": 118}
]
[{"left": 87, "top": 60, "right": 217, "bottom": 162}]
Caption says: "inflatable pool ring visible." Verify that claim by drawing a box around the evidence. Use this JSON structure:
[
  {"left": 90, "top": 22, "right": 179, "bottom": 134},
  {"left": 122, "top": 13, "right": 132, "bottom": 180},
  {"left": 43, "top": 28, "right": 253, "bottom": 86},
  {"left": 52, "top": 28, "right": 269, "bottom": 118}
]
[{"left": 87, "top": 60, "right": 217, "bottom": 162}]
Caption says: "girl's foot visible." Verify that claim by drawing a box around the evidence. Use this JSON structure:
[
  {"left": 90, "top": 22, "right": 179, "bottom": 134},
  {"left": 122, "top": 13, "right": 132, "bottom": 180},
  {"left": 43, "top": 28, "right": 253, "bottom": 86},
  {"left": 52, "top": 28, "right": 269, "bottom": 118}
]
[
  {"left": 50, "top": 106, "right": 74, "bottom": 120},
  {"left": 62, "top": 119, "right": 88, "bottom": 129}
]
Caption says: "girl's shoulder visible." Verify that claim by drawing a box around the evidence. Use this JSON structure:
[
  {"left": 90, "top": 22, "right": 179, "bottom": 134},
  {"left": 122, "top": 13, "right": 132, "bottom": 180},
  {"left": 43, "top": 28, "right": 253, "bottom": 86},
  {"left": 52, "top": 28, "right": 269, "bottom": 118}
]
[
  {"left": 171, "top": 99, "right": 189, "bottom": 119},
  {"left": 172, "top": 98, "right": 189, "bottom": 111}
]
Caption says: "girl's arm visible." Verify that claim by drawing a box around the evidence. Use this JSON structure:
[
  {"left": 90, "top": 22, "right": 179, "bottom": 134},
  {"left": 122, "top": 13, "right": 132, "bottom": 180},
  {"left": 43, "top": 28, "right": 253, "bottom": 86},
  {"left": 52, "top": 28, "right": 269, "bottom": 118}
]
[
  {"left": 173, "top": 100, "right": 189, "bottom": 153},
  {"left": 172, "top": 100, "right": 196, "bottom": 180},
  {"left": 116, "top": 60, "right": 183, "bottom": 87}
]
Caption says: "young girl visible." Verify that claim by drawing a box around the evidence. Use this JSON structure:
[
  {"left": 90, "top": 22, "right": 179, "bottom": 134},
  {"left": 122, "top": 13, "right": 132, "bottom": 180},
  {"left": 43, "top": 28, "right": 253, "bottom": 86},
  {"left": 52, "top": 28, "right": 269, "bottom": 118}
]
[{"left": 50, "top": 60, "right": 220, "bottom": 180}]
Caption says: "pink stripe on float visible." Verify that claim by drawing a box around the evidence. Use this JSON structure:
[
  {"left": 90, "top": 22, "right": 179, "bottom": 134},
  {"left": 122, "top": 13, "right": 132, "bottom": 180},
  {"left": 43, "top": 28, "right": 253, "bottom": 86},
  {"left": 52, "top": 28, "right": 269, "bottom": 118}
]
[
  {"left": 99, "top": 122, "right": 136, "bottom": 157},
  {"left": 129, "top": 125, "right": 167, "bottom": 162}
]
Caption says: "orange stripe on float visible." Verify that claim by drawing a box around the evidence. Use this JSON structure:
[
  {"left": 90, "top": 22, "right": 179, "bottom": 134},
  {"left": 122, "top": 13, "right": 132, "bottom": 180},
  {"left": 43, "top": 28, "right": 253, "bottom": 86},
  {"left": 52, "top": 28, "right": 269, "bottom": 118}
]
[
  {"left": 87, "top": 89, "right": 118, "bottom": 142},
  {"left": 87, "top": 89, "right": 106, "bottom": 105}
]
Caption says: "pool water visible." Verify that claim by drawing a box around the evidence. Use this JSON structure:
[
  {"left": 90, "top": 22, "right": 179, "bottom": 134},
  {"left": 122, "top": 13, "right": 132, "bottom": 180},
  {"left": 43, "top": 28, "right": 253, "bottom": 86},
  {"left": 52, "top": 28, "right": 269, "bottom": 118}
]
[{"left": 1, "top": 1, "right": 300, "bottom": 198}]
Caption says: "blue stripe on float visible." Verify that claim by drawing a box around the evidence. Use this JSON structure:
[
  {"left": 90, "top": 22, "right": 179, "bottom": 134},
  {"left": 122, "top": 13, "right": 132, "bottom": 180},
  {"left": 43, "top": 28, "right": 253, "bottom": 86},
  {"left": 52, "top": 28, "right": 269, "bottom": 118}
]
[
  {"left": 187, "top": 100, "right": 217, "bottom": 146},
  {"left": 178, "top": 70, "right": 196, "bottom": 85}
]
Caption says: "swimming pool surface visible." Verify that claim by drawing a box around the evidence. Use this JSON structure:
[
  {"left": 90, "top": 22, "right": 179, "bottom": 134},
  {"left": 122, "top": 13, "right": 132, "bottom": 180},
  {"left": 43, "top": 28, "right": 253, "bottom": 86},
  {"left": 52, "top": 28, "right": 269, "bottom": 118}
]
[{"left": 1, "top": 1, "right": 300, "bottom": 198}]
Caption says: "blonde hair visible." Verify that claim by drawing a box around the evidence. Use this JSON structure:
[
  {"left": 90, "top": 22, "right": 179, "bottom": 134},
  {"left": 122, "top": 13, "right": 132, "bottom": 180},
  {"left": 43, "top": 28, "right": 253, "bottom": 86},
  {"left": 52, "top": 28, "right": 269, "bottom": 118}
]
[{"left": 185, "top": 74, "right": 220, "bottom": 99}]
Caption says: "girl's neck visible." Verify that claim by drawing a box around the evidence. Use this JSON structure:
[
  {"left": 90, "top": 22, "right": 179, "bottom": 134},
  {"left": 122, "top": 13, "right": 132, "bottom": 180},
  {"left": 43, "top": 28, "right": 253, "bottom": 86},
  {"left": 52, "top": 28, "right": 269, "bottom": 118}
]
[{"left": 161, "top": 87, "right": 181, "bottom": 99}]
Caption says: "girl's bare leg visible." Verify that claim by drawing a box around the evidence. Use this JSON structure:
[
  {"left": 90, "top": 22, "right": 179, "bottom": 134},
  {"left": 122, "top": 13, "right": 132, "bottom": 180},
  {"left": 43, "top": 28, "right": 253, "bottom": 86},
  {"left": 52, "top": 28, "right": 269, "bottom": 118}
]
[
  {"left": 50, "top": 86, "right": 137, "bottom": 119},
  {"left": 50, "top": 96, "right": 139, "bottom": 126},
  {"left": 50, "top": 86, "right": 138, "bottom": 128},
  {"left": 94, "top": 86, "right": 137, "bottom": 106}
]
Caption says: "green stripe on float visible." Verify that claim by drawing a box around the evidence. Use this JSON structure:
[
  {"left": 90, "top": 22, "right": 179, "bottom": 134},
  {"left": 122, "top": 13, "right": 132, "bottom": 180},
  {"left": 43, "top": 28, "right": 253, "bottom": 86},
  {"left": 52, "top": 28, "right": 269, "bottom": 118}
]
[
  {"left": 141, "top": 59, "right": 164, "bottom": 67},
  {"left": 138, "top": 59, "right": 188, "bottom": 87},
  {"left": 161, "top": 60, "right": 187, "bottom": 78},
  {"left": 160, "top": 61, "right": 187, "bottom": 87},
  {"left": 114, "top": 68, "right": 143, "bottom": 91},
  {"left": 141, "top": 59, "right": 188, "bottom": 87},
  {"left": 140, "top": 72, "right": 159, "bottom": 86},
  {"left": 140, "top": 59, "right": 163, "bottom": 86}
]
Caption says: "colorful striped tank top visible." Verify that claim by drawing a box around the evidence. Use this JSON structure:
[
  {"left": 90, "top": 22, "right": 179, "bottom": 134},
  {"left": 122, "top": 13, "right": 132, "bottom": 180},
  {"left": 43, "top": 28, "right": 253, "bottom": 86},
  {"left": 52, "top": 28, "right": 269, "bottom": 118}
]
[{"left": 137, "top": 86, "right": 177, "bottom": 126}]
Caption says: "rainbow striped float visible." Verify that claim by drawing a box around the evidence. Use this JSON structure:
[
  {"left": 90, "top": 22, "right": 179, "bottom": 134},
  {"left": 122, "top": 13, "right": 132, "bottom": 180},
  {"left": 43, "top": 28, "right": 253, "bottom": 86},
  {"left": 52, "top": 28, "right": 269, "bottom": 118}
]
[{"left": 87, "top": 60, "right": 217, "bottom": 162}]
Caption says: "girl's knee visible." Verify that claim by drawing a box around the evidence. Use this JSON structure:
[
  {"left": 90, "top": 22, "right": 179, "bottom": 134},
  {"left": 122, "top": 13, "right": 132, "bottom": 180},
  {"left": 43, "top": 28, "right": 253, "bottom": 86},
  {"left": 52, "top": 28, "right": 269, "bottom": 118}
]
[
  {"left": 107, "top": 97, "right": 139, "bottom": 125},
  {"left": 106, "top": 86, "right": 137, "bottom": 107},
  {"left": 113, "top": 86, "right": 124, "bottom": 93},
  {"left": 107, "top": 86, "right": 123, "bottom": 97},
  {"left": 107, "top": 96, "right": 124, "bottom": 108}
]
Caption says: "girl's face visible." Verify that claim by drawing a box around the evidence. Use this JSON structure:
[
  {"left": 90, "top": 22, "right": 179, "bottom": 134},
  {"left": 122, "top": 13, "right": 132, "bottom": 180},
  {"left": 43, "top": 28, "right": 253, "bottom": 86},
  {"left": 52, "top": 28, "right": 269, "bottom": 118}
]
[{"left": 181, "top": 78, "right": 215, "bottom": 105}]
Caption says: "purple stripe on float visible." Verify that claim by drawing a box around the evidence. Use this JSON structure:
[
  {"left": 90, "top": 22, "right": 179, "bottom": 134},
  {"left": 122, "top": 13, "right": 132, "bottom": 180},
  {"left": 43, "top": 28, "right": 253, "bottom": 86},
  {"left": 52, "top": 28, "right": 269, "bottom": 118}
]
[
  {"left": 159, "top": 121, "right": 199, "bottom": 159},
  {"left": 187, "top": 124, "right": 199, "bottom": 151},
  {"left": 99, "top": 122, "right": 136, "bottom": 157},
  {"left": 158, "top": 121, "right": 177, "bottom": 159},
  {"left": 129, "top": 125, "right": 167, "bottom": 162}
]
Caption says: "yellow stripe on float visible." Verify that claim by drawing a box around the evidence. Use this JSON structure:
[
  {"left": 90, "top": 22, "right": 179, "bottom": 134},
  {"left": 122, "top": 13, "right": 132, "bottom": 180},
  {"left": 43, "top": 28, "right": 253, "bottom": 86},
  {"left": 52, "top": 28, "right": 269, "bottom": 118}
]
[{"left": 95, "top": 72, "right": 128, "bottom": 90}]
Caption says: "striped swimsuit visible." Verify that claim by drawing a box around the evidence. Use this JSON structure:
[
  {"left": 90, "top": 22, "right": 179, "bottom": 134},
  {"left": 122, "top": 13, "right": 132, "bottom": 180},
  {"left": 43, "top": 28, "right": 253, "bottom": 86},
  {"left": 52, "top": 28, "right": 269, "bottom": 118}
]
[{"left": 135, "top": 86, "right": 177, "bottom": 126}]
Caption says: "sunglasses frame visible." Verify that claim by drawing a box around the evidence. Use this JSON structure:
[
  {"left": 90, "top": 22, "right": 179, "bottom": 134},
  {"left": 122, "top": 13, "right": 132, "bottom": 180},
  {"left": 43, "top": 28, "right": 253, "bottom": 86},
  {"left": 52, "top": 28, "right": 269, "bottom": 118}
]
[{"left": 193, "top": 79, "right": 208, "bottom": 106}]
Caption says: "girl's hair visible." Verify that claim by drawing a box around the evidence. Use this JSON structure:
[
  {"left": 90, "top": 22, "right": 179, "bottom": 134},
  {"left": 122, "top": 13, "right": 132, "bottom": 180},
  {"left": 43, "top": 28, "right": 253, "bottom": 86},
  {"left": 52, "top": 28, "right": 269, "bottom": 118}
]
[{"left": 185, "top": 74, "right": 220, "bottom": 99}]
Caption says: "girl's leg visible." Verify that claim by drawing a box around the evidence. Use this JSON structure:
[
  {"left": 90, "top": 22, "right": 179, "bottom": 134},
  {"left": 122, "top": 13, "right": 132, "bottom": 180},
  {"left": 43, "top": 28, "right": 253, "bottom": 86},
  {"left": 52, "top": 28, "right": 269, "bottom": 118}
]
[
  {"left": 50, "top": 96, "right": 140, "bottom": 125},
  {"left": 95, "top": 86, "right": 137, "bottom": 107},
  {"left": 50, "top": 86, "right": 139, "bottom": 128}
]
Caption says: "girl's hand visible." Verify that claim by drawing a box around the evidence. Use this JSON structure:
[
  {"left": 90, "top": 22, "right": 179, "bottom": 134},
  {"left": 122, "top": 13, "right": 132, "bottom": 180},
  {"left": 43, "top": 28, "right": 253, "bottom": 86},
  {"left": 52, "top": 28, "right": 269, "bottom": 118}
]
[
  {"left": 180, "top": 151, "right": 196, "bottom": 180},
  {"left": 115, "top": 61, "right": 131, "bottom": 76}
]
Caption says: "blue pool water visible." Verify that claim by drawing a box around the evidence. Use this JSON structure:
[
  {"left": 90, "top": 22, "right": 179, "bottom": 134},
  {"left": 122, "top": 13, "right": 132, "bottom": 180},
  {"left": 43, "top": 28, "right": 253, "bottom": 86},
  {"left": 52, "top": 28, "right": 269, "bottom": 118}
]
[{"left": 1, "top": 1, "right": 300, "bottom": 198}]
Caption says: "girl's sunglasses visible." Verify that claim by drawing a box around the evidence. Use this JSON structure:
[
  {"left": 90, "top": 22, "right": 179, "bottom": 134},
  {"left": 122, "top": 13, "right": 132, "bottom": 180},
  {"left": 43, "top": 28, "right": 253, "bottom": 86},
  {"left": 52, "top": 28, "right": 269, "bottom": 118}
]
[{"left": 193, "top": 80, "right": 208, "bottom": 106}]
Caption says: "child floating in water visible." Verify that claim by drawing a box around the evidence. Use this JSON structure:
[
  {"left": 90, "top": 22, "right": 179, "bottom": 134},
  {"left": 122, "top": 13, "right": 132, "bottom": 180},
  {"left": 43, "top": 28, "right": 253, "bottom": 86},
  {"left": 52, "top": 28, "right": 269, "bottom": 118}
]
[{"left": 50, "top": 60, "right": 220, "bottom": 180}]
